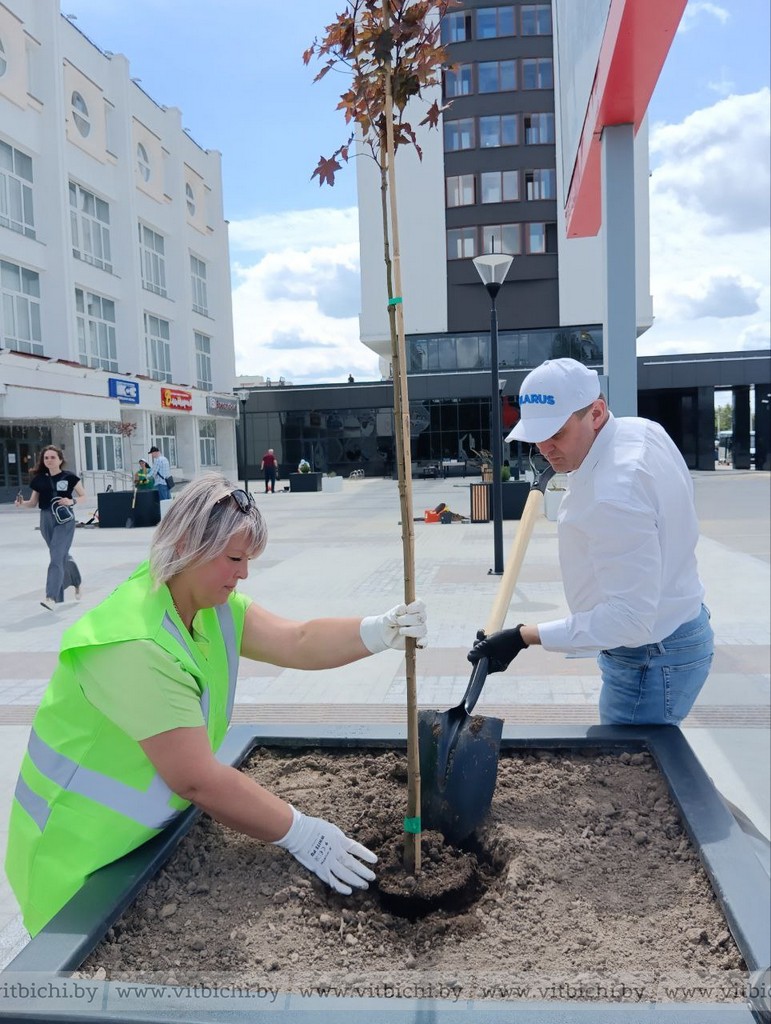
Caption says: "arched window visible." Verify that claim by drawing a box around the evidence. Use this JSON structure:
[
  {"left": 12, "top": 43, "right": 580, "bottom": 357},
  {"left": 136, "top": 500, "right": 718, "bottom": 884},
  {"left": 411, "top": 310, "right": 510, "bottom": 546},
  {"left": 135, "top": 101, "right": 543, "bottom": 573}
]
[
  {"left": 137, "top": 142, "right": 151, "bottom": 182},
  {"left": 185, "top": 182, "right": 196, "bottom": 216},
  {"left": 71, "top": 91, "right": 90, "bottom": 137},
  {"left": 0, "top": 39, "right": 8, "bottom": 78}
]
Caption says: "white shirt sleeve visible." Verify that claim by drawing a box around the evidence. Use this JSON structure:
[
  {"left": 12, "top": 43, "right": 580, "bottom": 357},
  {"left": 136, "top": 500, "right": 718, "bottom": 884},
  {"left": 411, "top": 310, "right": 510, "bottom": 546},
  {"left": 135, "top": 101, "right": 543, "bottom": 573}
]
[{"left": 538, "top": 498, "right": 662, "bottom": 653}]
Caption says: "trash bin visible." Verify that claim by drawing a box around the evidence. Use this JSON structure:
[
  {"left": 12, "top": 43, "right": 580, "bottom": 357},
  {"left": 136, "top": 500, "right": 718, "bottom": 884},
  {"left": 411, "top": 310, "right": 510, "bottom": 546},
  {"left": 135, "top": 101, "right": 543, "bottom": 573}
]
[{"left": 470, "top": 483, "right": 490, "bottom": 522}]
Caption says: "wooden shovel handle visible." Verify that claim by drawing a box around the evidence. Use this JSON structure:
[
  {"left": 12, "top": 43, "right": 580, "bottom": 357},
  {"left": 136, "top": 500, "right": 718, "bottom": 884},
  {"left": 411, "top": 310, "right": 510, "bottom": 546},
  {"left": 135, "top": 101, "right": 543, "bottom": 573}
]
[{"left": 484, "top": 466, "right": 554, "bottom": 635}]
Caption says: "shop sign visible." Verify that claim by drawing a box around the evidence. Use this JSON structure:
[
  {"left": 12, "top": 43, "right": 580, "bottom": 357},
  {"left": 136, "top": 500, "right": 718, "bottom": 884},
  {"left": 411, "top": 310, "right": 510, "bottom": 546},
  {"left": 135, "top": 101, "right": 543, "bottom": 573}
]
[
  {"left": 108, "top": 378, "right": 140, "bottom": 404},
  {"left": 206, "top": 395, "right": 239, "bottom": 417},
  {"left": 160, "top": 387, "right": 193, "bottom": 412}
]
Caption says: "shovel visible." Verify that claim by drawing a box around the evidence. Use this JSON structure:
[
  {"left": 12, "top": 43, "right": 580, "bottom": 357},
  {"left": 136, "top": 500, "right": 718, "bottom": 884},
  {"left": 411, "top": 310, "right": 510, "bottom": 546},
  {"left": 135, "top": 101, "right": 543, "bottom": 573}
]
[
  {"left": 418, "top": 460, "right": 555, "bottom": 843},
  {"left": 125, "top": 487, "right": 138, "bottom": 529}
]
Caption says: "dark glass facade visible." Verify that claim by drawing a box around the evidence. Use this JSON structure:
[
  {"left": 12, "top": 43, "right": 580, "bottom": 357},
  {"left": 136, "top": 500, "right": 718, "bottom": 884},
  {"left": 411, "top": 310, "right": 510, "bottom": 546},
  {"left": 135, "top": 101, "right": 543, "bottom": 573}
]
[{"left": 407, "top": 325, "right": 602, "bottom": 373}]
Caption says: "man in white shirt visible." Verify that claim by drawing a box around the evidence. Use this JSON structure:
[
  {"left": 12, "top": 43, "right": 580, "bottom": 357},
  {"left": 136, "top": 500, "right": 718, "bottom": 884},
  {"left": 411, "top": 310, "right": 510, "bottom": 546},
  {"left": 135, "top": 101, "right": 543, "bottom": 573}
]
[
  {"left": 468, "top": 358, "right": 713, "bottom": 724},
  {"left": 148, "top": 446, "right": 172, "bottom": 501}
]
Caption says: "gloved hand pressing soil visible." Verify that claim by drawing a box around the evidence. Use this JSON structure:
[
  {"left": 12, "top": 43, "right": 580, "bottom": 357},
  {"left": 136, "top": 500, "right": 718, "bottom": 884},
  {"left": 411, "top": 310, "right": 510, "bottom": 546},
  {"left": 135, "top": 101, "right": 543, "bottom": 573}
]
[
  {"left": 467, "top": 625, "right": 528, "bottom": 673},
  {"left": 359, "top": 599, "right": 427, "bottom": 653},
  {"left": 273, "top": 806, "right": 378, "bottom": 895}
]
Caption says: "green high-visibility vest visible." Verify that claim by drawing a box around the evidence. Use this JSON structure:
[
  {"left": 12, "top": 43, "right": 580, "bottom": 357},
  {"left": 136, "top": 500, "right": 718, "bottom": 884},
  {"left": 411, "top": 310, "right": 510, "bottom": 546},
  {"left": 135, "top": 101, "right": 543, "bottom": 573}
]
[{"left": 5, "top": 561, "right": 247, "bottom": 936}]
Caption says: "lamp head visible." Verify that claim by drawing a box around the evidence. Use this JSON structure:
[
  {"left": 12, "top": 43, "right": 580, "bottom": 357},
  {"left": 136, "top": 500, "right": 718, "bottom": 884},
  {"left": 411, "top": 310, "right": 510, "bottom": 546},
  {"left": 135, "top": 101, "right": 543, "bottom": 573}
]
[
  {"left": 473, "top": 254, "right": 514, "bottom": 298},
  {"left": 234, "top": 388, "right": 250, "bottom": 404}
]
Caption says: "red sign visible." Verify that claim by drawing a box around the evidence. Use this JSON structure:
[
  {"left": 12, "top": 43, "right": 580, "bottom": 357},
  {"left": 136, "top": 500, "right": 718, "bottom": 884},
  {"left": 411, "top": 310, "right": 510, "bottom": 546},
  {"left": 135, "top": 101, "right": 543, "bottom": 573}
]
[{"left": 160, "top": 387, "right": 192, "bottom": 412}]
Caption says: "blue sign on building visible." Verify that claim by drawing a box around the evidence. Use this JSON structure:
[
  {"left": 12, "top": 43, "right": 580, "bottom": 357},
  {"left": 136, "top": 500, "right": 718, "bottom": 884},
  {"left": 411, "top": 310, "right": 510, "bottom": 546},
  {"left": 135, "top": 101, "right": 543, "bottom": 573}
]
[{"left": 109, "top": 378, "right": 140, "bottom": 404}]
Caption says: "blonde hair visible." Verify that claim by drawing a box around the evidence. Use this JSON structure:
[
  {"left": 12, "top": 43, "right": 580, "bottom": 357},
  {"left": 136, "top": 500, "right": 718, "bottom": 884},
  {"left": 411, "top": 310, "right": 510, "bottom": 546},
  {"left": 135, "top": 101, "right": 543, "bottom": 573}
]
[{"left": 149, "top": 473, "right": 267, "bottom": 586}]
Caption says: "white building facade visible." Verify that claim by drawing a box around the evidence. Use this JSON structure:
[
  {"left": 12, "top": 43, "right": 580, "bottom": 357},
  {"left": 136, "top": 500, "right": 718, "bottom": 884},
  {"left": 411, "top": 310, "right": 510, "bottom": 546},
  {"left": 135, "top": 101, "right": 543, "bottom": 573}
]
[{"left": 0, "top": 0, "right": 238, "bottom": 500}]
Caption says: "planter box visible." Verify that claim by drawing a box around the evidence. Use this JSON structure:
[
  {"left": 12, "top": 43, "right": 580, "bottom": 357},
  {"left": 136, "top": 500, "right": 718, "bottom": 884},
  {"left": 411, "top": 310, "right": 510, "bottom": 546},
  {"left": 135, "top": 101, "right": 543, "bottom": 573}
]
[
  {"left": 2, "top": 726, "right": 767, "bottom": 1023},
  {"left": 289, "top": 472, "right": 322, "bottom": 493},
  {"left": 321, "top": 475, "right": 343, "bottom": 493},
  {"left": 470, "top": 481, "right": 531, "bottom": 522},
  {"left": 96, "top": 489, "right": 160, "bottom": 529}
]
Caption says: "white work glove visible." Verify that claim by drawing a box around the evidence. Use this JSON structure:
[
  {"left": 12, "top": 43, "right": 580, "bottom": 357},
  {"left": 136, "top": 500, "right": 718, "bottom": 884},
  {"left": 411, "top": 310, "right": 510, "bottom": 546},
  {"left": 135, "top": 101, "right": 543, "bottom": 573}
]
[
  {"left": 359, "top": 599, "right": 427, "bottom": 654},
  {"left": 273, "top": 806, "right": 377, "bottom": 895}
]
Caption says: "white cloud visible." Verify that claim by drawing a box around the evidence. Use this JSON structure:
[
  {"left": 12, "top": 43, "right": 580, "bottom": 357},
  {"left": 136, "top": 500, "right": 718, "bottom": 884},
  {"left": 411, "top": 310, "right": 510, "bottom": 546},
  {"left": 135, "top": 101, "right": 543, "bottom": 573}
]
[
  {"left": 643, "top": 89, "right": 771, "bottom": 355},
  {"left": 229, "top": 208, "right": 359, "bottom": 255},
  {"left": 230, "top": 210, "right": 381, "bottom": 384},
  {"left": 677, "top": 2, "right": 730, "bottom": 33}
]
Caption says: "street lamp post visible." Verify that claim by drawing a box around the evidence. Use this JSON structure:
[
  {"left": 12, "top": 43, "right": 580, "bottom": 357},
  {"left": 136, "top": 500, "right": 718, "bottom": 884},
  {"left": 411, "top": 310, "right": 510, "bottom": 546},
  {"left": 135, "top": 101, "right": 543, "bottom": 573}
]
[
  {"left": 235, "top": 388, "right": 250, "bottom": 493},
  {"left": 473, "top": 253, "right": 514, "bottom": 575}
]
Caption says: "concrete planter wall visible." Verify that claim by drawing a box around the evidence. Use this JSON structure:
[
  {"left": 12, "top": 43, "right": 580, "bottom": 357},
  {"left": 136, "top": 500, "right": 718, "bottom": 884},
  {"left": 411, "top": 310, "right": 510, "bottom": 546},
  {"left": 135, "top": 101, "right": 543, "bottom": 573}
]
[
  {"left": 2, "top": 726, "right": 768, "bottom": 1023},
  {"left": 289, "top": 472, "right": 322, "bottom": 493},
  {"left": 321, "top": 475, "right": 343, "bottom": 493}
]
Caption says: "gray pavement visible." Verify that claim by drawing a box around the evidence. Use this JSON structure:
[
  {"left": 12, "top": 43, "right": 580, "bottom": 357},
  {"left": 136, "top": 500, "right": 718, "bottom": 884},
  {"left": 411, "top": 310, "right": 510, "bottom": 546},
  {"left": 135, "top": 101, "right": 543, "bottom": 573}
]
[{"left": 0, "top": 470, "right": 769, "bottom": 964}]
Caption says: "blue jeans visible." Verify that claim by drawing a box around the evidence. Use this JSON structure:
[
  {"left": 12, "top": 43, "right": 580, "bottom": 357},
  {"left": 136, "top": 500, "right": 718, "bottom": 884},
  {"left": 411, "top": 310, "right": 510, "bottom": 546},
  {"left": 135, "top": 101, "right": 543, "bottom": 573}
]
[
  {"left": 597, "top": 605, "right": 713, "bottom": 725},
  {"left": 155, "top": 484, "right": 170, "bottom": 501}
]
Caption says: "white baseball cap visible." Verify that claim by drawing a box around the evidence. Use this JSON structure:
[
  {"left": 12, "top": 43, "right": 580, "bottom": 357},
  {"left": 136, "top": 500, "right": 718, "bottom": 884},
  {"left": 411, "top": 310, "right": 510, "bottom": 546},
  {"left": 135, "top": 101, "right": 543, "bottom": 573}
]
[{"left": 506, "top": 359, "right": 601, "bottom": 443}]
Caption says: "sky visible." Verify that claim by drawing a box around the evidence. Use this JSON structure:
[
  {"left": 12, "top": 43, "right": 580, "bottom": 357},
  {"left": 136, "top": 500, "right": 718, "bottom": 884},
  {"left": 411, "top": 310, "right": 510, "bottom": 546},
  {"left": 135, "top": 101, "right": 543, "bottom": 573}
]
[{"left": 64, "top": 0, "right": 771, "bottom": 384}]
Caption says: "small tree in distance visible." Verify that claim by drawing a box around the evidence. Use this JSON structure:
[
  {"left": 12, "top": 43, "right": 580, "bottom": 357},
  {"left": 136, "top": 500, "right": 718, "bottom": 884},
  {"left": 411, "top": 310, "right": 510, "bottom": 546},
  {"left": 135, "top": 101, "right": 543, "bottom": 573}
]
[{"left": 304, "top": 0, "right": 456, "bottom": 874}]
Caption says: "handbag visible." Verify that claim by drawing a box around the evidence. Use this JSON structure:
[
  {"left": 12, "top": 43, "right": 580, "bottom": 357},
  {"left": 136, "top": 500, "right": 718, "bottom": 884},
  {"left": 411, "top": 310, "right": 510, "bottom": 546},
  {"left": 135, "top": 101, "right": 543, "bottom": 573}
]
[
  {"left": 51, "top": 498, "right": 75, "bottom": 525},
  {"left": 164, "top": 475, "right": 175, "bottom": 490}
]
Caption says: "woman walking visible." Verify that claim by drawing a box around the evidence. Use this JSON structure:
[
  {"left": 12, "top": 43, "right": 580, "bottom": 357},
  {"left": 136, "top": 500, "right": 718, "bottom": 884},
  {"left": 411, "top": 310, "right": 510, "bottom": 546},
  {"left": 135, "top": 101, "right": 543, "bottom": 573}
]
[{"left": 15, "top": 445, "right": 86, "bottom": 610}]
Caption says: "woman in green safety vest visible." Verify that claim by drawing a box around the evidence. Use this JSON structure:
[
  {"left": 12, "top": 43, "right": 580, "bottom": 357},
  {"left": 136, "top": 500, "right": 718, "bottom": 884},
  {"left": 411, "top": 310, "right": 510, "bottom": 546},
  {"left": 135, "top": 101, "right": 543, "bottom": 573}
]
[{"left": 6, "top": 473, "right": 427, "bottom": 937}]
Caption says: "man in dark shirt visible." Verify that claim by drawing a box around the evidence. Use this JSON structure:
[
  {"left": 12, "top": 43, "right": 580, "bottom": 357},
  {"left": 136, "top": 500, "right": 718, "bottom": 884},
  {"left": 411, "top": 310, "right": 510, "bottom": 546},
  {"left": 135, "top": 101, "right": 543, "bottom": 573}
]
[{"left": 260, "top": 449, "right": 277, "bottom": 493}]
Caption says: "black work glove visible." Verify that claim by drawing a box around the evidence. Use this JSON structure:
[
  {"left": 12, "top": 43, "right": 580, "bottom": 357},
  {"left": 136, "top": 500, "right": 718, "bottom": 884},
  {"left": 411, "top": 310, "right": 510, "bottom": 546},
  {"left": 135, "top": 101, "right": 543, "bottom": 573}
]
[{"left": 467, "top": 625, "right": 528, "bottom": 674}]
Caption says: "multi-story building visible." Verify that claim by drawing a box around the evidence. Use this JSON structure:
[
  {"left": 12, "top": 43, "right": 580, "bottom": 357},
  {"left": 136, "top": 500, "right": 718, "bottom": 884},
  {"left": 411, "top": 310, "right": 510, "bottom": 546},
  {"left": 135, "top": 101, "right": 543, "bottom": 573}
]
[
  {"left": 350, "top": 0, "right": 651, "bottom": 464},
  {"left": 0, "top": 0, "right": 238, "bottom": 501}
]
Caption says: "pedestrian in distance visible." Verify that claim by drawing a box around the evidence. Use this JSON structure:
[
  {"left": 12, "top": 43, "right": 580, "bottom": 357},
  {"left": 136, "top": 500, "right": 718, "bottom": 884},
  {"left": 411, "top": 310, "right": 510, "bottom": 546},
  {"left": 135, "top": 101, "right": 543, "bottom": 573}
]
[
  {"left": 468, "top": 358, "right": 714, "bottom": 725},
  {"left": 148, "top": 445, "right": 172, "bottom": 499},
  {"left": 133, "top": 459, "right": 154, "bottom": 490},
  {"left": 15, "top": 444, "right": 86, "bottom": 611},
  {"left": 6, "top": 473, "right": 428, "bottom": 937},
  {"left": 260, "top": 448, "right": 277, "bottom": 493}
]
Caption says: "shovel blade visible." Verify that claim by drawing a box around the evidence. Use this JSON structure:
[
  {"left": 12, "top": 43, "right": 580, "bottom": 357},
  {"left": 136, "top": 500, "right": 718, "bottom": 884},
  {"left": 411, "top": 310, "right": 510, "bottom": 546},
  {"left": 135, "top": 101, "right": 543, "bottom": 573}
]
[{"left": 418, "top": 709, "right": 503, "bottom": 844}]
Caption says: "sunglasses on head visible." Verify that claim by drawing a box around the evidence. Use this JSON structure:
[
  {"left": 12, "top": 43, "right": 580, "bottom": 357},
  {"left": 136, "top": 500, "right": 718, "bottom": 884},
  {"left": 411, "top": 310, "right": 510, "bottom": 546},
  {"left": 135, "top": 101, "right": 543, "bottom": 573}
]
[{"left": 216, "top": 488, "right": 257, "bottom": 514}]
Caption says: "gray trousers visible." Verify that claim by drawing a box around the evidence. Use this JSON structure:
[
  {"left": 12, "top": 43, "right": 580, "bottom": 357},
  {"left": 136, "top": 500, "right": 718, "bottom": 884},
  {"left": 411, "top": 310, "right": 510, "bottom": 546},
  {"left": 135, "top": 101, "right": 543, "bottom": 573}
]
[{"left": 39, "top": 510, "right": 81, "bottom": 603}]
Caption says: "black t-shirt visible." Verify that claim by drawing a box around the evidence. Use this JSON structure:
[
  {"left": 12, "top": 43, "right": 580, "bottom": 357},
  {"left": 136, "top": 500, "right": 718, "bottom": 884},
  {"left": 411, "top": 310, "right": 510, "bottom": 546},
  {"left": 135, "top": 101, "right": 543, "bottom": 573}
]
[{"left": 30, "top": 471, "right": 80, "bottom": 511}]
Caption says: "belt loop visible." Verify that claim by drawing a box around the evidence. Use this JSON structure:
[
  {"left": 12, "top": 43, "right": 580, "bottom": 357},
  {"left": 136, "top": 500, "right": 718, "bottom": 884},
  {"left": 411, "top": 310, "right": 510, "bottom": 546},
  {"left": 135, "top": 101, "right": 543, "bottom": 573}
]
[{"left": 656, "top": 642, "right": 666, "bottom": 655}]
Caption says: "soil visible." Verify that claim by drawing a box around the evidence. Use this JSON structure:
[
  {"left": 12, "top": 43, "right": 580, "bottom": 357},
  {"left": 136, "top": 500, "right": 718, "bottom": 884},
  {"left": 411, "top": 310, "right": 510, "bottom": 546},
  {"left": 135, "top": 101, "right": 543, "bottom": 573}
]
[{"left": 80, "top": 747, "right": 746, "bottom": 1004}]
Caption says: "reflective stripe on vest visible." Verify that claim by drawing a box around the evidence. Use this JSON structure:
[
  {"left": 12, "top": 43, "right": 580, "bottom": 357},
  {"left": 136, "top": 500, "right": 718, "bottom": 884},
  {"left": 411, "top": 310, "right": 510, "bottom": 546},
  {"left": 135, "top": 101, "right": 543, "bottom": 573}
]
[{"left": 15, "top": 603, "right": 240, "bottom": 832}]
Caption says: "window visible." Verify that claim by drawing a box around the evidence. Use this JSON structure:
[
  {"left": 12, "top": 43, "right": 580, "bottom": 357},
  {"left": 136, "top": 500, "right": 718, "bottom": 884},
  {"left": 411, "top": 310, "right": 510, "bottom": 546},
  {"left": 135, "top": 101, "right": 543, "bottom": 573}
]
[
  {"left": 447, "top": 227, "right": 477, "bottom": 260},
  {"left": 476, "top": 7, "right": 515, "bottom": 39},
  {"left": 522, "top": 58, "right": 553, "bottom": 90},
  {"left": 83, "top": 422, "right": 124, "bottom": 472},
  {"left": 151, "top": 415, "right": 177, "bottom": 466},
  {"left": 525, "top": 168, "right": 556, "bottom": 200},
  {"left": 190, "top": 255, "right": 208, "bottom": 315},
  {"left": 75, "top": 289, "right": 117, "bottom": 371},
  {"left": 524, "top": 112, "right": 555, "bottom": 144},
  {"left": 185, "top": 182, "right": 196, "bottom": 217},
  {"left": 444, "top": 64, "right": 473, "bottom": 98},
  {"left": 446, "top": 174, "right": 475, "bottom": 208},
  {"left": 521, "top": 4, "right": 552, "bottom": 35},
  {"left": 441, "top": 10, "right": 472, "bottom": 43},
  {"left": 144, "top": 312, "right": 172, "bottom": 382},
  {"left": 481, "top": 170, "right": 519, "bottom": 203},
  {"left": 479, "top": 113, "right": 518, "bottom": 148},
  {"left": 0, "top": 259, "right": 42, "bottom": 355},
  {"left": 139, "top": 223, "right": 167, "bottom": 296},
  {"left": 69, "top": 183, "right": 112, "bottom": 272},
  {"left": 71, "top": 91, "right": 90, "bottom": 137},
  {"left": 478, "top": 60, "right": 516, "bottom": 93},
  {"left": 0, "top": 140, "right": 35, "bottom": 239},
  {"left": 525, "top": 222, "right": 547, "bottom": 253},
  {"left": 199, "top": 419, "right": 217, "bottom": 466},
  {"left": 444, "top": 118, "right": 475, "bottom": 152},
  {"left": 0, "top": 38, "right": 7, "bottom": 77},
  {"left": 195, "top": 331, "right": 212, "bottom": 390},
  {"left": 137, "top": 143, "right": 151, "bottom": 182},
  {"left": 482, "top": 223, "right": 521, "bottom": 255}
]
